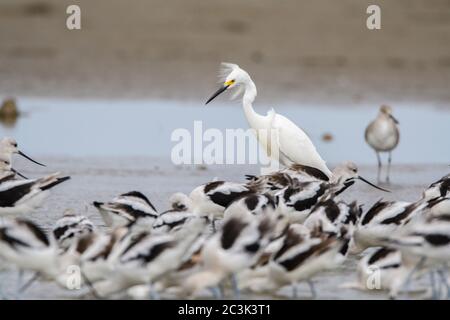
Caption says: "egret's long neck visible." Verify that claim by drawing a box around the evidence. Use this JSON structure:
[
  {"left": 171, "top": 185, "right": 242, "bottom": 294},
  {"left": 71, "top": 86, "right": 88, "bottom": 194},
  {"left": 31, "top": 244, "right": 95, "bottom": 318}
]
[{"left": 242, "top": 80, "right": 266, "bottom": 129}]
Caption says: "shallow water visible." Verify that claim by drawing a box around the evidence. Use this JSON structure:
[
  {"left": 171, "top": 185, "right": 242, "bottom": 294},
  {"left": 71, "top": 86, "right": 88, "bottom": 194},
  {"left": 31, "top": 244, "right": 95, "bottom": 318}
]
[
  {"left": 0, "top": 98, "right": 448, "bottom": 299},
  {"left": 0, "top": 98, "right": 449, "bottom": 164},
  {"left": 0, "top": 156, "right": 447, "bottom": 299}
]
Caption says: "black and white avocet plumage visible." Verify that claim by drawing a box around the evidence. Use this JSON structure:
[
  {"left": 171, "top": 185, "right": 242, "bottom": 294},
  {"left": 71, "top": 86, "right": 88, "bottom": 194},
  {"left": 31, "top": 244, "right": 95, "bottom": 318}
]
[
  {"left": 382, "top": 216, "right": 450, "bottom": 299},
  {"left": 223, "top": 192, "right": 278, "bottom": 219},
  {"left": 350, "top": 199, "right": 426, "bottom": 254},
  {"left": 93, "top": 218, "right": 207, "bottom": 298},
  {"left": 423, "top": 173, "right": 450, "bottom": 200},
  {"left": 169, "top": 180, "right": 260, "bottom": 230},
  {"left": 93, "top": 191, "right": 158, "bottom": 228},
  {"left": 152, "top": 211, "right": 205, "bottom": 234},
  {"left": 278, "top": 181, "right": 331, "bottom": 223},
  {"left": 303, "top": 198, "right": 361, "bottom": 234},
  {"left": 184, "top": 212, "right": 275, "bottom": 298},
  {"left": 0, "top": 173, "right": 70, "bottom": 216},
  {"left": 246, "top": 226, "right": 351, "bottom": 299},
  {"left": 0, "top": 218, "right": 59, "bottom": 277},
  {"left": 353, "top": 247, "right": 412, "bottom": 298},
  {"left": 52, "top": 210, "right": 96, "bottom": 251}
]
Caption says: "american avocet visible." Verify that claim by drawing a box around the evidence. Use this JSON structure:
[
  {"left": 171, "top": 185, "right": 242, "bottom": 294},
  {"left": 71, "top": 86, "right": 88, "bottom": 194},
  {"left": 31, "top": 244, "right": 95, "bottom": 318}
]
[
  {"left": 423, "top": 173, "right": 450, "bottom": 200},
  {"left": 246, "top": 226, "right": 350, "bottom": 299},
  {"left": 352, "top": 247, "right": 416, "bottom": 298},
  {"left": 205, "top": 63, "right": 332, "bottom": 177},
  {"left": 92, "top": 218, "right": 207, "bottom": 298},
  {"left": 365, "top": 105, "right": 400, "bottom": 183},
  {"left": 0, "top": 172, "right": 70, "bottom": 216},
  {"left": 75, "top": 228, "right": 129, "bottom": 286},
  {"left": 184, "top": 212, "right": 275, "bottom": 299},
  {"left": 383, "top": 216, "right": 450, "bottom": 299},
  {"left": 350, "top": 199, "right": 426, "bottom": 254},
  {"left": 93, "top": 191, "right": 158, "bottom": 228},
  {"left": 303, "top": 198, "right": 360, "bottom": 234},
  {"left": 152, "top": 211, "right": 207, "bottom": 234},
  {"left": 52, "top": 210, "right": 96, "bottom": 251},
  {"left": 169, "top": 180, "right": 259, "bottom": 231},
  {"left": 0, "top": 218, "right": 60, "bottom": 296},
  {"left": 223, "top": 192, "right": 278, "bottom": 219},
  {"left": 0, "top": 137, "right": 45, "bottom": 167},
  {"left": 0, "top": 156, "right": 28, "bottom": 180},
  {"left": 247, "top": 161, "right": 388, "bottom": 199}
]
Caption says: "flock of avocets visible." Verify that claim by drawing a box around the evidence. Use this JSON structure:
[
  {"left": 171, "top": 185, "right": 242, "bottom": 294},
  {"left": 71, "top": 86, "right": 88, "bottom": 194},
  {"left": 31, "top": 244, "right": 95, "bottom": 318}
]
[{"left": 0, "top": 135, "right": 449, "bottom": 300}]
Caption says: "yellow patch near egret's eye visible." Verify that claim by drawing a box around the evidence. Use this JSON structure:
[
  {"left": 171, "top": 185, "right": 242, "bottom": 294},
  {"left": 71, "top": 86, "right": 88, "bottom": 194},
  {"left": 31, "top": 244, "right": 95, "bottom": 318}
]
[{"left": 224, "top": 79, "right": 235, "bottom": 86}]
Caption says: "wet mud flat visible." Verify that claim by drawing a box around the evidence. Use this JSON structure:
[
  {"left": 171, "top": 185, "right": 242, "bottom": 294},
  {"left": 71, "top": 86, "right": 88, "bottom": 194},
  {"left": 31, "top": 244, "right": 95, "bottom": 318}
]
[{"left": 0, "top": 157, "right": 447, "bottom": 299}]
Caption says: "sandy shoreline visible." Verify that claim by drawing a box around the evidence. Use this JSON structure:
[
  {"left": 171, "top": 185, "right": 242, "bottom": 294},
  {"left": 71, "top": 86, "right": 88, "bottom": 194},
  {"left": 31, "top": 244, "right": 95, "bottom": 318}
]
[{"left": 0, "top": 0, "right": 449, "bottom": 105}]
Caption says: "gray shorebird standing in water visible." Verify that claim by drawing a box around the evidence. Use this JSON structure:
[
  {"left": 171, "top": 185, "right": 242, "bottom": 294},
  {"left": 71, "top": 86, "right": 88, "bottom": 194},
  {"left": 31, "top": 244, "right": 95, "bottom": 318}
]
[{"left": 365, "top": 105, "right": 400, "bottom": 183}]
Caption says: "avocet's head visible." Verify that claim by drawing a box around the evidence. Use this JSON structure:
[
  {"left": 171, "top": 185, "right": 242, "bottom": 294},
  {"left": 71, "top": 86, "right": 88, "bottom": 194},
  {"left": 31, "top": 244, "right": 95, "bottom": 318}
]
[
  {"left": 205, "top": 62, "right": 252, "bottom": 104},
  {"left": 379, "top": 105, "right": 399, "bottom": 124},
  {"left": 0, "top": 137, "right": 45, "bottom": 166},
  {"left": 332, "top": 161, "right": 389, "bottom": 194},
  {"left": 0, "top": 156, "right": 10, "bottom": 171},
  {"left": 169, "top": 192, "right": 192, "bottom": 211},
  {"left": 0, "top": 154, "right": 27, "bottom": 178}
]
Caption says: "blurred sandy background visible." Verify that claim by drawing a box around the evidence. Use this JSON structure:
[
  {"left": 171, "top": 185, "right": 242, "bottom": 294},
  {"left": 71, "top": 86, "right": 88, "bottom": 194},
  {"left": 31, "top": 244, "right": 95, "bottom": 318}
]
[{"left": 0, "top": 0, "right": 449, "bottom": 105}]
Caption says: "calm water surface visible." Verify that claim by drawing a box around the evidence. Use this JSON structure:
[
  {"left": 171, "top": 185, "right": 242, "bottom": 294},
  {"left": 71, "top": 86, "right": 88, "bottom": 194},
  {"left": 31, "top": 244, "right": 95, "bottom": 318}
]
[{"left": 0, "top": 98, "right": 449, "bottom": 164}]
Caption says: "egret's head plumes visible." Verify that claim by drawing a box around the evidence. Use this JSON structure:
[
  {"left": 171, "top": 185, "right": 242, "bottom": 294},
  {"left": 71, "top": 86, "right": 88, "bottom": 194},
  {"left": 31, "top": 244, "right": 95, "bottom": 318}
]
[{"left": 205, "top": 62, "right": 250, "bottom": 104}]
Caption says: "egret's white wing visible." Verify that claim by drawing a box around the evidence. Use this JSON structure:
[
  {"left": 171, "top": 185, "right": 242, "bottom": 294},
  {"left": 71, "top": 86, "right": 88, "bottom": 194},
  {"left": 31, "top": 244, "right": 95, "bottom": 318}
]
[{"left": 272, "top": 113, "right": 332, "bottom": 177}]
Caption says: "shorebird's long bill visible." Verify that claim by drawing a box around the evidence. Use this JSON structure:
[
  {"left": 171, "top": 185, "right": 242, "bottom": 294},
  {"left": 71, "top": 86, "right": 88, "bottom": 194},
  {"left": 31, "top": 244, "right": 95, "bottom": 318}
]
[
  {"left": 11, "top": 167, "right": 28, "bottom": 179},
  {"left": 18, "top": 150, "right": 46, "bottom": 167},
  {"left": 205, "top": 85, "right": 229, "bottom": 105},
  {"left": 358, "top": 176, "right": 391, "bottom": 192},
  {"left": 389, "top": 114, "right": 399, "bottom": 124}
]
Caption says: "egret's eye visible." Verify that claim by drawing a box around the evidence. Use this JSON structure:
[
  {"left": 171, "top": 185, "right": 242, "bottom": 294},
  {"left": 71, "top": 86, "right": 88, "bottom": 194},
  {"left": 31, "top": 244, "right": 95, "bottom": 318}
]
[{"left": 13, "top": 143, "right": 17, "bottom": 147}]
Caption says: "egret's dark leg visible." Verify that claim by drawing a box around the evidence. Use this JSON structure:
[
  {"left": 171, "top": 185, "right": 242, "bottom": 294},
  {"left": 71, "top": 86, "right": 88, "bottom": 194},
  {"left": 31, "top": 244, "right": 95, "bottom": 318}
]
[
  {"left": 387, "top": 151, "right": 392, "bottom": 183},
  {"left": 307, "top": 280, "right": 317, "bottom": 299},
  {"left": 376, "top": 151, "right": 382, "bottom": 183}
]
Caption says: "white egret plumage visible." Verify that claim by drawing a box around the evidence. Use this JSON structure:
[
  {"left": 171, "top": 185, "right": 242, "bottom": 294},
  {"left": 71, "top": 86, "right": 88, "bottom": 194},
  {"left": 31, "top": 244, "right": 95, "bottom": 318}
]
[{"left": 205, "top": 63, "right": 332, "bottom": 177}]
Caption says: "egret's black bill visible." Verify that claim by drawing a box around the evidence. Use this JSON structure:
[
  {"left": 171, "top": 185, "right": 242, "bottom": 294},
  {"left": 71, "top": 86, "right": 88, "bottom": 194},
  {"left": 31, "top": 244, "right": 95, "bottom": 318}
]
[
  {"left": 18, "top": 150, "right": 46, "bottom": 167},
  {"left": 390, "top": 114, "right": 399, "bottom": 124},
  {"left": 11, "top": 168, "right": 28, "bottom": 179},
  {"left": 358, "top": 176, "right": 390, "bottom": 192},
  {"left": 205, "top": 85, "right": 229, "bottom": 105}
]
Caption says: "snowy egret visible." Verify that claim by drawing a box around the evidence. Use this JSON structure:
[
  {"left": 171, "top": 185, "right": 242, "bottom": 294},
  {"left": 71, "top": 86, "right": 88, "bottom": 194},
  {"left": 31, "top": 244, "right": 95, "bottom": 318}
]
[
  {"left": 205, "top": 63, "right": 332, "bottom": 177},
  {"left": 365, "top": 105, "right": 400, "bottom": 183}
]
